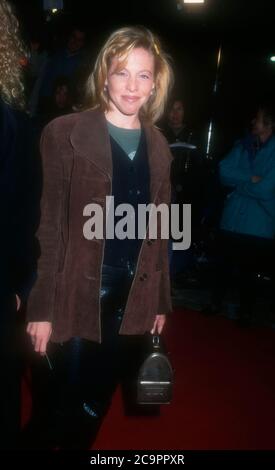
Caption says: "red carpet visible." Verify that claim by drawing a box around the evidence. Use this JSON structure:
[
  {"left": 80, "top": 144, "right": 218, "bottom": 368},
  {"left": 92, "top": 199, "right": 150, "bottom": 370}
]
[{"left": 22, "top": 309, "right": 275, "bottom": 449}]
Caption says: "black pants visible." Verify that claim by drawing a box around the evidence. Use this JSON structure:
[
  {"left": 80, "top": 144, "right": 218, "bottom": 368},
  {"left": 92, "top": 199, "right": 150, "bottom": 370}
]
[
  {"left": 210, "top": 230, "right": 275, "bottom": 319},
  {"left": 0, "top": 293, "right": 21, "bottom": 450},
  {"left": 23, "top": 265, "right": 146, "bottom": 449}
]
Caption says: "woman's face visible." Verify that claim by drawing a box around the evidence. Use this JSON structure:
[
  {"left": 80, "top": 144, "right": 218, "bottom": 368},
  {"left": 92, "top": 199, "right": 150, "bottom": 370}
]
[
  {"left": 105, "top": 47, "right": 155, "bottom": 121},
  {"left": 55, "top": 85, "right": 69, "bottom": 109},
  {"left": 168, "top": 100, "right": 184, "bottom": 128},
  {"left": 251, "top": 110, "right": 269, "bottom": 136}
]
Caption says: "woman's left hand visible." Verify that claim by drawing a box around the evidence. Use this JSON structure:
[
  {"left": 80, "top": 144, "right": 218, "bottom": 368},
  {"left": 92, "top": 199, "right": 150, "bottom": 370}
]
[{"left": 151, "top": 314, "right": 166, "bottom": 334}]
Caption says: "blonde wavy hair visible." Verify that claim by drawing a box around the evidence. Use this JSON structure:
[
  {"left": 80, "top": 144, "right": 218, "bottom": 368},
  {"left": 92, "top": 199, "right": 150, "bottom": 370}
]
[
  {"left": 85, "top": 26, "right": 174, "bottom": 124},
  {"left": 0, "top": 0, "right": 27, "bottom": 109}
]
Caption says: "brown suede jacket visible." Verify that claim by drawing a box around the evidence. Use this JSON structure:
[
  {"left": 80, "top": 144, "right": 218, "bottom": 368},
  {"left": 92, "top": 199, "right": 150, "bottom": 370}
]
[{"left": 27, "top": 108, "right": 172, "bottom": 343}]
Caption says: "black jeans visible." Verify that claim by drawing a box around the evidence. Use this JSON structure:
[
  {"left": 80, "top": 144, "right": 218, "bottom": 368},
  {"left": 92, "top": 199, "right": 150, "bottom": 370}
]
[
  {"left": 0, "top": 293, "right": 21, "bottom": 450},
  {"left": 23, "top": 264, "right": 146, "bottom": 449}
]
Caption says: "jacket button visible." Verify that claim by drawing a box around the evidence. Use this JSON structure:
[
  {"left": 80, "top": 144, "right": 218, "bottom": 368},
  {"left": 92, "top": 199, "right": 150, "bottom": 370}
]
[
  {"left": 139, "top": 273, "right": 148, "bottom": 281},
  {"left": 147, "top": 240, "right": 153, "bottom": 246}
]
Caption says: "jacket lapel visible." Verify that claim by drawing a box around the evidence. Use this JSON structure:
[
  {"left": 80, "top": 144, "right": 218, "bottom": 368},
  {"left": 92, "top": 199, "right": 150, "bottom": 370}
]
[
  {"left": 144, "top": 125, "right": 171, "bottom": 203},
  {"left": 69, "top": 107, "right": 112, "bottom": 178},
  {"left": 69, "top": 108, "right": 171, "bottom": 202}
]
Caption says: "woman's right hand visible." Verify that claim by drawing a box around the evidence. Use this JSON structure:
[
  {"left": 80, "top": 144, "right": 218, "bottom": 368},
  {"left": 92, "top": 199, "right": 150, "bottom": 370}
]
[{"left": 26, "top": 321, "right": 52, "bottom": 355}]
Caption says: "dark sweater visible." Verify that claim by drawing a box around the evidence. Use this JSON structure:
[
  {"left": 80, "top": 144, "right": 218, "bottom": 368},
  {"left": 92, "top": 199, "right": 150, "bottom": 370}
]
[
  {"left": 0, "top": 100, "right": 40, "bottom": 300},
  {"left": 103, "top": 129, "right": 150, "bottom": 268}
]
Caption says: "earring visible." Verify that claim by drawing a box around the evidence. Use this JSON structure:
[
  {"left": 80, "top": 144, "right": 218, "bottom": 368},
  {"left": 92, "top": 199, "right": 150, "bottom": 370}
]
[{"left": 150, "top": 87, "right": 155, "bottom": 96}]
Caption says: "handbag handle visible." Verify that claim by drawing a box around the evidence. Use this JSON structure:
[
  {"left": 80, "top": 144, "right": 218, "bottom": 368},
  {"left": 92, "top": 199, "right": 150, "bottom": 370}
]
[{"left": 152, "top": 334, "right": 161, "bottom": 351}]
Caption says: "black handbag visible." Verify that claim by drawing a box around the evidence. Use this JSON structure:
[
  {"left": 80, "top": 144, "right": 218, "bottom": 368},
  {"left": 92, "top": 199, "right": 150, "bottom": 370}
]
[{"left": 137, "top": 335, "right": 174, "bottom": 405}]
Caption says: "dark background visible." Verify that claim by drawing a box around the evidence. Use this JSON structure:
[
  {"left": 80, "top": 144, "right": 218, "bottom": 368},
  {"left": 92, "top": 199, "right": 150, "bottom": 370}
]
[{"left": 13, "top": 0, "right": 275, "bottom": 158}]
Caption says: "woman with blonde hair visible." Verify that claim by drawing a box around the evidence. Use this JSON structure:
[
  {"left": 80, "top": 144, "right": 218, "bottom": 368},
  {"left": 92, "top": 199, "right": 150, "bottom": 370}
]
[
  {"left": 25, "top": 25, "right": 173, "bottom": 449},
  {"left": 0, "top": 0, "right": 37, "bottom": 449}
]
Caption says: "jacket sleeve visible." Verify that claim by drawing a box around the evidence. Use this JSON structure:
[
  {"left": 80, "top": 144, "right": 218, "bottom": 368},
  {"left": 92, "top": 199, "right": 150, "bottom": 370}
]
[
  {"left": 236, "top": 164, "right": 275, "bottom": 201},
  {"left": 158, "top": 239, "right": 173, "bottom": 314},
  {"left": 157, "top": 159, "right": 173, "bottom": 315},
  {"left": 219, "top": 144, "right": 251, "bottom": 187},
  {"left": 11, "top": 116, "right": 41, "bottom": 301},
  {"left": 26, "top": 122, "right": 63, "bottom": 322}
]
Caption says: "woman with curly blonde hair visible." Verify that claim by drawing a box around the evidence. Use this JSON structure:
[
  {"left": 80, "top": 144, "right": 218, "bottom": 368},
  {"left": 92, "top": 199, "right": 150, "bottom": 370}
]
[
  {"left": 0, "top": 0, "right": 27, "bottom": 109},
  {"left": 0, "top": 0, "right": 38, "bottom": 450}
]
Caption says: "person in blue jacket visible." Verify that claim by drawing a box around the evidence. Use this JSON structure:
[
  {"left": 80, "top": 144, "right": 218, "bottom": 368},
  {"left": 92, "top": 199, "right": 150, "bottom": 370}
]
[
  {"left": 204, "top": 104, "right": 275, "bottom": 325},
  {"left": 220, "top": 106, "right": 275, "bottom": 239}
]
